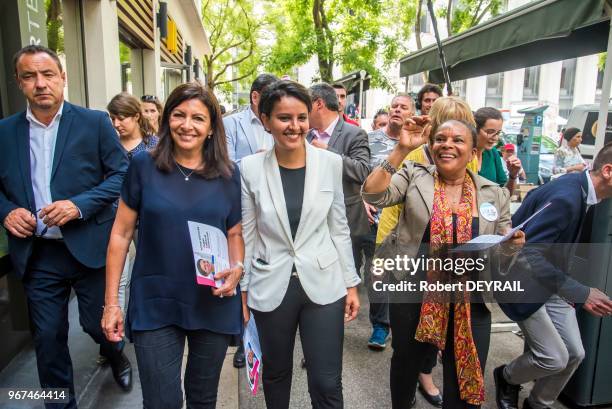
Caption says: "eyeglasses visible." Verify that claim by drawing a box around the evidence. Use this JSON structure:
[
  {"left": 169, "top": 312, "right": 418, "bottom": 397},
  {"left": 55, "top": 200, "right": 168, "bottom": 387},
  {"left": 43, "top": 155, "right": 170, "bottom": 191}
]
[
  {"left": 483, "top": 128, "right": 504, "bottom": 137},
  {"left": 141, "top": 95, "right": 159, "bottom": 103},
  {"left": 31, "top": 208, "right": 48, "bottom": 237}
]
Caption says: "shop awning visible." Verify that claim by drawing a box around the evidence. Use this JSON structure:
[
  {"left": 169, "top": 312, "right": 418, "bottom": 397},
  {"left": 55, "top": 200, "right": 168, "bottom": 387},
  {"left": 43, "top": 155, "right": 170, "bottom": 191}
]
[
  {"left": 399, "top": 0, "right": 610, "bottom": 83},
  {"left": 334, "top": 70, "right": 371, "bottom": 94}
]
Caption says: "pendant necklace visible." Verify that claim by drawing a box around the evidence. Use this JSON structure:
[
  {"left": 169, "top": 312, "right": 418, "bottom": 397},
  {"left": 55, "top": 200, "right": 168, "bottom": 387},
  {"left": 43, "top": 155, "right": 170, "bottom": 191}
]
[{"left": 174, "top": 160, "right": 197, "bottom": 181}]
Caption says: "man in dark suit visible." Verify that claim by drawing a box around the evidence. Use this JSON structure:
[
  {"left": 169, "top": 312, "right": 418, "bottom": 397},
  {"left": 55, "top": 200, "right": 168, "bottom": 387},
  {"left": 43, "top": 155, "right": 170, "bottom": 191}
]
[
  {"left": 308, "top": 83, "right": 371, "bottom": 240},
  {"left": 0, "top": 45, "right": 131, "bottom": 408},
  {"left": 494, "top": 143, "right": 612, "bottom": 409},
  {"left": 307, "top": 84, "right": 371, "bottom": 356}
]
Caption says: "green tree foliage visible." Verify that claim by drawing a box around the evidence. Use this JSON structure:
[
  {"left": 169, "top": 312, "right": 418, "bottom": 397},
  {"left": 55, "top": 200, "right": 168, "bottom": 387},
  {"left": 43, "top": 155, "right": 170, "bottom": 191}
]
[
  {"left": 46, "top": 0, "right": 63, "bottom": 53},
  {"left": 265, "top": 0, "right": 413, "bottom": 90},
  {"left": 439, "top": 0, "right": 503, "bottom": 36},
  {"left": 598, "top": 53, "right": 607, "bottom": 72},
  {"left": 201, "top": 0, "right": 264, "bottom": 96}
]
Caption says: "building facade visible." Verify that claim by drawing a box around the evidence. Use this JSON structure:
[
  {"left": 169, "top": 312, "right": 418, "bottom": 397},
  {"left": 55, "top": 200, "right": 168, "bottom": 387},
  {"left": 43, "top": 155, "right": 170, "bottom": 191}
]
[{"left": 0, "top": 0, "right": 210, "bottom": 371}]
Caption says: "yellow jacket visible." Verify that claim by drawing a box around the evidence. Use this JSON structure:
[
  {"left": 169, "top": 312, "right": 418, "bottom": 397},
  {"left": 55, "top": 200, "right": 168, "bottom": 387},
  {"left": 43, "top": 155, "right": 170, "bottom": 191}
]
[{"left": 375, "top": 145, "right": 479, "bottom": 244}]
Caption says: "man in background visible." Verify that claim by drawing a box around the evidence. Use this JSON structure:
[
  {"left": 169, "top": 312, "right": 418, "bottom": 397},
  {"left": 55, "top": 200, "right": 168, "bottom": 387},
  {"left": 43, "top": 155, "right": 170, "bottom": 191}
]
[
  {"left": 224, "top": 73, "right": 278, "bottom": 164},
  {"left": 332, "top": 83, "right": 360, "bottom": 127},
  {"left": 371, "top": 109, "right": 389, "bottom": 131}
]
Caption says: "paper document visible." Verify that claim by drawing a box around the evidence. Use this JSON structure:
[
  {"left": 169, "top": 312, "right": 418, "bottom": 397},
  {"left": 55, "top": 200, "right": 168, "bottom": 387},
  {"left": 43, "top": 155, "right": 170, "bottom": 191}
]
[
  {"left": 243, "top": 317, "right": 262, "bottom": 395},
  {"left": 187, "top": 221, "right": 229, "bottom": 288},
  {"left": 453, "top": 202, "right": 552, "bottom": 252}
]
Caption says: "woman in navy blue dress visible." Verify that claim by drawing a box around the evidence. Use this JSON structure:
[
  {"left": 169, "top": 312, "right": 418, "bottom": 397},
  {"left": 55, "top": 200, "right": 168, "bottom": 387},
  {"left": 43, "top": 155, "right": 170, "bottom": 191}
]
[{"left": 102, "top": 82, "right": 244, "bottom": 409}]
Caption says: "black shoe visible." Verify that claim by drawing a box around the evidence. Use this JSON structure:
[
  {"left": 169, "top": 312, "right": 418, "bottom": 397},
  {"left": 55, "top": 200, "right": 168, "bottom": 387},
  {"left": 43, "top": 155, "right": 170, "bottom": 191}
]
[
  {"left": 233, "top": 345, "right": 245, "bottom": 368},
  {"left": 522, "top": 398, "right": 549, "bottom": 409},
  {"left": 109, "top": 352, "right": 132, "bottom": 392},
  {"left": 494, "top": 365, "right": 520, "bottom": 409},
  {"left": 418, "top": 382, "right": 443, "bottom": 407}
]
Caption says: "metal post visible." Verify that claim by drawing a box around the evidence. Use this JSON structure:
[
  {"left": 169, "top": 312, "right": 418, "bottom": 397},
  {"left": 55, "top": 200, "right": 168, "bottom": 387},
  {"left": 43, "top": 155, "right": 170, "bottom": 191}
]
[
  {"left": 594, "top": 6, "right": 612, "bottom": 157},
  {"left": 427, "top": 0, "right": 452, "bottom": 95},
  {"left": 359, "top": 69, "right": 366, "bottom": 119}
]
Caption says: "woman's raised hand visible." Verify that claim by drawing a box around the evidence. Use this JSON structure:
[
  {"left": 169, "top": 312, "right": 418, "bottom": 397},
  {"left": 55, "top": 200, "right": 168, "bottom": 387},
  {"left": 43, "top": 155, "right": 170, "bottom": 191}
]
[{"left": 399, "top": 115, "right": 430, "bottom": 153}]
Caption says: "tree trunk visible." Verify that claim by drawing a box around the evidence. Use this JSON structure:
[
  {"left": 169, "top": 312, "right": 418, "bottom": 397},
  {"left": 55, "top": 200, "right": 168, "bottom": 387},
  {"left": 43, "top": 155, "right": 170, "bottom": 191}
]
[
  {"left": 205, "top": 59, "right": 215, "bottom": 90},
  {"left": 312, "top": 0, "right": 334, "bottom": 83},
  {"left": 415, "top": 0, "right": 423, "bottom": 50},
  {"left": 446, "top": 0, "right": 452, "bottom": 36}
]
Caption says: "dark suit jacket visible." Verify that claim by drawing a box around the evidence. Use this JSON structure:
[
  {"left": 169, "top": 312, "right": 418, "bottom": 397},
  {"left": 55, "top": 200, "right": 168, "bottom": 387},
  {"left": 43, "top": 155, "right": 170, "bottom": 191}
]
[
  {"left": 307, "top": 118, "right": 371, "bottom": 237},
  {"left": 0, "top": 102, "right": 128, "bottom": 277},
  {"left": 499, "top": 172, "right": 593, "bottom": 321}
]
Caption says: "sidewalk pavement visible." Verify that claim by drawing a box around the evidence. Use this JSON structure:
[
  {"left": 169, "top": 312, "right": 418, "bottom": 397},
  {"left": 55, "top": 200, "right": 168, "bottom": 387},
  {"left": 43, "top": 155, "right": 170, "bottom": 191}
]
[{"left": 0, "top": 287, "right": 573, "bottom": 409}]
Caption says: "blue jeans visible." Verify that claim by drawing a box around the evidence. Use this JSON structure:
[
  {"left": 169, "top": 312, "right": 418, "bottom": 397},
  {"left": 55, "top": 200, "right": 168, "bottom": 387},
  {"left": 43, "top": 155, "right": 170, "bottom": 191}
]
[
  {"left": 352, "top": 223, "right": 390, "bottom": 329},
  {"left": 132, "top": 326, "right": 231, "bottom": 409}
]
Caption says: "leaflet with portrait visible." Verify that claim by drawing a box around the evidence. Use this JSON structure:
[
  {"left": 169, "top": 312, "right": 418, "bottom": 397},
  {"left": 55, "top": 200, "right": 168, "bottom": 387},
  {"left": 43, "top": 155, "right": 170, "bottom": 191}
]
[
  {"left": 244, "top": 317, "right": 262, "bottom": 395},
  {"left": 187, "top": 221, "right": 229, "bottom": 288}
]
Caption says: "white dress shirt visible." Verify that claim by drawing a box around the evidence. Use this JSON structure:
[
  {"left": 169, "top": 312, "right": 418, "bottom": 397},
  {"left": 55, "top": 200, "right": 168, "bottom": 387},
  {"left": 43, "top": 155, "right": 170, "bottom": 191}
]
[
  {"left": 249, "top": 107, "right": 273, "bottom": 150},
  {"left": 27, "top": 103, "right": 64, "bottom": 238},
  {"left": 311, "top": 115, "right": 339, "bottom": 145},
  {"left": 586, "top": 170, "right": 600, "bottom": 208}
]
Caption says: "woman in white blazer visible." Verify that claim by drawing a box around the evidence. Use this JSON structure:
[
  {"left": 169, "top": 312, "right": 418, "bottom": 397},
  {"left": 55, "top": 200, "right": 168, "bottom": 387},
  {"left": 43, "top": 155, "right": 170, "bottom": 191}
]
[{"left": 240, "top": 80, "right": 361, "bottom": 409}]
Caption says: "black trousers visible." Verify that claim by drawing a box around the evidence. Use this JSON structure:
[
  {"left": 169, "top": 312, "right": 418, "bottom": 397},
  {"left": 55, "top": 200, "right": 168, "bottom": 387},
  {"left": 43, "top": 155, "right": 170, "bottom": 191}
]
[
  {"left": 133, "top": 326, "right": 230, "bottom": 409},
  {"left": 389, "top": 300, "right": 491, "bottom": 409},
  {"left": 22, "top": 239, "right": 123, "bottom": 409},
  {"left": 252, "top": 277, "right": 345, "bottom": 409}
]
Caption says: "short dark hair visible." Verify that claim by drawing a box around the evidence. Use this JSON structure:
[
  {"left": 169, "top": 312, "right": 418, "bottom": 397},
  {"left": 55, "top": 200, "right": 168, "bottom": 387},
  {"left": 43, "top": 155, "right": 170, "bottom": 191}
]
[
  {"left": 13, "top": 45, "right": 63, "bottom": 74},
  {"left": 309, "top": 83, "right": 339, "bottom": 112},
  {"left": 592, "top": 142, "right": 612, "bottom": 172},
  {"left": 373, "top": 109, "right": 389, "bottom": 121},
  {"left": 562, "top": 127, "right": 581, "bottom": 142},
  {"left": 250, "top": 74, "right": 278, "bottom": 105},
  {"left": 258, "top": 80, "right": 312, "bottom": 120},
  {"left": 474, "top": 107, "right": 503, "bottom": 130},
  {"left": 152, "top": 82, "right": 233, "bottom": 179},
  {"left": 436, "top": 119, "right": 478, "bottom": 148},
  {"left": 332, "top": 83, "right": 346, "bottom": 92},
  {"left": 417, "top": 83, "right": 443, "bottom": 104}
]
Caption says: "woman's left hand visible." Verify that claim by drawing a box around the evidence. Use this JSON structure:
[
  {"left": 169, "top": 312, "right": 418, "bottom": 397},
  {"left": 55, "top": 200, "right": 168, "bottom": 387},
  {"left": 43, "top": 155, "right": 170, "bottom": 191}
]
[
  {"left": 344, "top": 287, "right": 360, "bottom": 323},
  {"left": 506, "top": 155, "right": 523, "bottom": 179},
  {"left": 212, "top": 266, "right": 242, "bottom": 298}
]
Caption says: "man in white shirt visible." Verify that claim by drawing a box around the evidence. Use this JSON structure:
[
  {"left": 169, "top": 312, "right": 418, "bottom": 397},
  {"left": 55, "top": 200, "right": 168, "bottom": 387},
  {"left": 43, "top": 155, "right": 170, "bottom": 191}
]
[
  {"left": 0, "top": 45, "right": 131, "bottom": 407},
  {"left": 495, "top": 145, "right": 612, "bottom": 409}
]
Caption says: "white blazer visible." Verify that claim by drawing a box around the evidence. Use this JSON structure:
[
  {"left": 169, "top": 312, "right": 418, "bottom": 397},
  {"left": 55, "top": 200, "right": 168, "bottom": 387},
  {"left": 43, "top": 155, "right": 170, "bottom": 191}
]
[{"left": 240, "top": 142, "right": 361, "bottom": 312}]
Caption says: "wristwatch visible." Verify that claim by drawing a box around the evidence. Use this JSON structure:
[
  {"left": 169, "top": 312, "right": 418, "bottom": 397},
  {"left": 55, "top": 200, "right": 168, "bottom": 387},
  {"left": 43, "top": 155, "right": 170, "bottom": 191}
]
[{"left": 380, "top": 159, "right": 397, "bottom": 175}]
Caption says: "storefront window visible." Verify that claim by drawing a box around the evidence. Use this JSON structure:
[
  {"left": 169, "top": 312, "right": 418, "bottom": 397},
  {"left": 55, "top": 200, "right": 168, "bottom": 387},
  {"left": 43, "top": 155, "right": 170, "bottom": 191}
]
[
  {"left": 119, "top": 41, "right": 133, "bottom": 94},
  {"left": 523, "top": 66, "right": 540, "bottom": 100},
  {"left": 559, "top": 58, "right": 576, "bottom": 119},
  {"left": 161, "top": 67, "right": 186, "bottom": 101},
  {"left": 485, "top": 72, "right": 504, "bottom": 108},
  {"left": 451, "top": 80, "right": 466, "bottom": 99}
]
